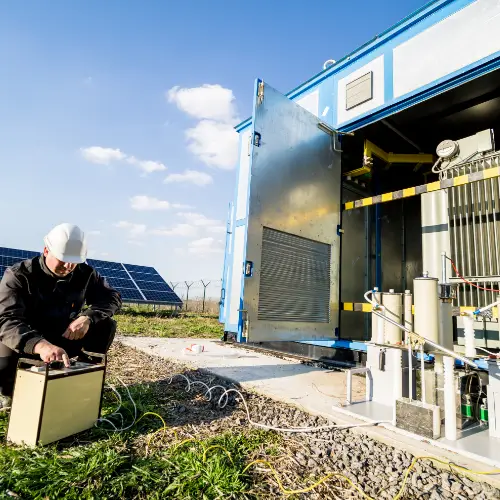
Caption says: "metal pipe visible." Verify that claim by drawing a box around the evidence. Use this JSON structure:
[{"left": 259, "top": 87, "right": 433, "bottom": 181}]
[
  {"left": 450, "top": 181, "right": 460, "bottom": 305},
  {"left": 492, "top": 178, "right": 500, "bottom": 276},
  {"left": 468, "top": 165, "right": 481, "bottom": 307},
  {"left": 404, "top": 290, "right": 413, "bottom": 340},
  {"left": 408, "top": 342, "right": 413, "bottom": 401},
  {"left": 371, "top": 310, "right": 478, "bottom": 368},
  {"left": 476, "top": 172, "right": 487, "bottom": 306},
  {"left": 420, "top": 345, "right": 426, "bottom": 404},
  {"left": 482, "top": 171, "right": 495, "bottom": 305},
  {"left": 441, "top": 252, "right": 447, "bottom": 283},
  {"left": 461, "top": 182, "right": 474, "bottom": 306}
]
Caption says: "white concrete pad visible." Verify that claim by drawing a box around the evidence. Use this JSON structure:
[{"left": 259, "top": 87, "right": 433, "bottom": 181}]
[{"left": 119, "top": 336, "right": 500, "bottom": 487}]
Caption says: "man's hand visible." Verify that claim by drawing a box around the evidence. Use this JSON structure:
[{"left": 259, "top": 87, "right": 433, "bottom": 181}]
[
  {"left": 63, "top": 316, "right": 91, "bottom": 341},
  {"left": 33, "top": 340, "right": 70, "bottom": 367}
]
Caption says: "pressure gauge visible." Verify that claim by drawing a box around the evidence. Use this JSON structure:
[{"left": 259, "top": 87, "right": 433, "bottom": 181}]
[{"left": 436, "top": 139, "right": 459, "bottom": 159}]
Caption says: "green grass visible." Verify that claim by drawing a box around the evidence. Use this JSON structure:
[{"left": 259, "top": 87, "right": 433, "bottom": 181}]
[
  {"left": 116, "top": 306, "right": 224, "bottom": 339},
  {"left": 0, "top": 383, "right": 281, "bottom": 499}
]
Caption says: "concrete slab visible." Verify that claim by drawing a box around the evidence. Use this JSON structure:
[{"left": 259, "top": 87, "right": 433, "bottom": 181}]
[{"left": 119, "top": 336, "right": 500, "bottom": 487}]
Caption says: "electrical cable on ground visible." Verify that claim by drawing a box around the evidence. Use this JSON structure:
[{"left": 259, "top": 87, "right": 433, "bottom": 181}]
[{"left": 94, "top": 372, "right": 500, "bottom": 499}]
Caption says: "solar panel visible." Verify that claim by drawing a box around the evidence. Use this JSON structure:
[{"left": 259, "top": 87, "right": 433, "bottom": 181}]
[
  {"left": 115, "top": 287, "right": 144, "bottom": 301},
  {"left": 123, "top": 264, "right": 156, "bottom": 275},
  {"left": 142, "top": 290, "right": 183, "bottom": 304},
  {"left": 0, "top": 246, "right": 182, "bottom": 306},
  {"left": 87, "top": 259, "right": 124, "bottom": 272},
  {"left": 128, "top": 272, "right": 166, "bottom": 284}
]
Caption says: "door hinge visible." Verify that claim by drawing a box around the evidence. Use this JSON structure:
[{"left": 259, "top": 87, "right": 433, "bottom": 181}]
[
  {"left": 257, "top": 81, "right": 264, "bottom": 106},
  {"left": 247, "top": 135, "right": 252, "bottom": 156},
  {"left": 244, "top": 261, "right": 254, "bottom": 277}
]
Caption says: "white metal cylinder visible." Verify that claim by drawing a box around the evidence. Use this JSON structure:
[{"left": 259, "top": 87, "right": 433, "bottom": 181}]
[
  {"left": 392, "top": 349, "right": 403, "bottom": 425},
  {"left": 444, "top": 355, "right": 457, "bottom": 441},
  {"left": 377, "top": 308, "right": 385, "bottom": 344},
  {"left": 371, "top": 290, "right": 382, "bottom": 342},
  {"left": 404, "top": 290, "right": 413, "bottom": 340},
  {"left": 463, "top": 315, "right": 476, "bottom": 358},
  {"left": 414, "top": 276, "right": 439, "bottom": 343},
  {"left": 382, "top": 291, "right": 403, "bottom": 344},
  {"left": 421, "top": 191, "right": 452, "bottom": 281}
]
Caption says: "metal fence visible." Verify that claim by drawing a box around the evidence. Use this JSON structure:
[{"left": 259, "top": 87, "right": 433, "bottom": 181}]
[{"left": 169, "top": 280, "right": 222, "bottom": 314}]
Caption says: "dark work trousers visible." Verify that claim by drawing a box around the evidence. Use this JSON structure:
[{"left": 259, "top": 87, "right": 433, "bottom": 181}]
[{"left": 0, "top": 317, "right": 116, "bottom": 397}]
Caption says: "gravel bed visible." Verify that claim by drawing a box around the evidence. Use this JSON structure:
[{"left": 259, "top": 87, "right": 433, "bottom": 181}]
[{"left": 108, "top": 342, "right": 500, "bottom": 500}]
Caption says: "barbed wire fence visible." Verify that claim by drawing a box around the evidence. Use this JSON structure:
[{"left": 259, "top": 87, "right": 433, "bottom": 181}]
[{"left": 169, "top": 279, "right": 223, "bottom": 314}]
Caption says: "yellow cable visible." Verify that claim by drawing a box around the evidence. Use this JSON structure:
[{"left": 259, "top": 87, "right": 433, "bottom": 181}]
[
  {"left": 133, "top": 411, "right": 179, "bottom": 452},
  {"left": 171, "top": 438, "right": 199, "bottom": 452},
  {"left": 202, "top": 445, "right": 234, "bottom": 464},
  {"left": 243, "top": 455, "right": 500, "bottom": 499},
  {"left": 243, "top": 459, "right": 374, "bottom": 498}
]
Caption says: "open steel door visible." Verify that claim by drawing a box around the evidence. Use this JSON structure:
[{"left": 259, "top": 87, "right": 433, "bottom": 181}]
[{"left": 243, "top": 80, "right": 341, "bottom": 342}]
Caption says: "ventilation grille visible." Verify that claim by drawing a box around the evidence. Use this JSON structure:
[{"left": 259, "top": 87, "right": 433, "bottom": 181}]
[{"left": 257, "top": 227, "right": 331, "bottom": 323}]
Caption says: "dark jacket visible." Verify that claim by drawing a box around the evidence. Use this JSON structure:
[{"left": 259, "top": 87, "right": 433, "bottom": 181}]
[{"left": 0, "top": 256, "right": 122, "bottom": 354}]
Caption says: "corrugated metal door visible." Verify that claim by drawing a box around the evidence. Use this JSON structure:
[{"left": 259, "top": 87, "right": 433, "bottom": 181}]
[{"left": 243, "top": 80, "right": 341, "bottom": 342}]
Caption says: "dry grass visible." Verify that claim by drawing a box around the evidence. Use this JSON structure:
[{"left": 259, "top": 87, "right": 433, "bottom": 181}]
[{"left": 116, "top": 307, "right": 224, "bottom": 339}]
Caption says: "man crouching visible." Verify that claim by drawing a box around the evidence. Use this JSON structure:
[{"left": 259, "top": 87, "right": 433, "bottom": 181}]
[{"left": 0, "top": 223, "right": 122, "bottom": 407}]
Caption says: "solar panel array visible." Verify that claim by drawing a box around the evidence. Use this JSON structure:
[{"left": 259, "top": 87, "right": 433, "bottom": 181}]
[{"left": 0, "top": 246, "right": 182, "bottom": 306}]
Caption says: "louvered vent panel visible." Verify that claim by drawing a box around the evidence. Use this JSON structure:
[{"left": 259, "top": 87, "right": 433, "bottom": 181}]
[{"left": 257, "top": 227, "right": 331, "bottom": 323}]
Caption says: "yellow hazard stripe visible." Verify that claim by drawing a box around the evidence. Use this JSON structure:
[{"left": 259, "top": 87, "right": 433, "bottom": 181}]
[
  {"left": 343, "top": 166, "right": 500, "bottom": 211},
  {"left": 342, "top": 303, "right": 498, "bottom": 318}
]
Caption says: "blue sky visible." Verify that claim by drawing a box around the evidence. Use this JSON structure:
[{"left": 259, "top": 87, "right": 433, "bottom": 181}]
[{"left": 0, "top": 0, "right": 426, "bottom": 291}]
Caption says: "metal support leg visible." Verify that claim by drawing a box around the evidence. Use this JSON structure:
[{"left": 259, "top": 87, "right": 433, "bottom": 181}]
[
  {"left": 345, "top": 367, "right": 372, "bottom": 405},
  {"left": 444, "top": 355, "right": 458, "bottom": 441}
]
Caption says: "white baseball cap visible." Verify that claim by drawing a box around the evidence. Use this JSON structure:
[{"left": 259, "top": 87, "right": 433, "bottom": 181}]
[{"left": 43, "top": 223, "right": 87, "bottom": 264}]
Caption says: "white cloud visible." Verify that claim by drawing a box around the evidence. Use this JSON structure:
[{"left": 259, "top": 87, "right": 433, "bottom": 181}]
[
  {"left": 114, "top": 221, "right": 147, "bottom": 238},
  {"left": 167, "top": 84, "right": 237, "bottom": 123},
  {"left": 128, "top": 240, "right": 144, "bottom": 246},
  {"left": 101, "top": 252, "right": 109, "bottom": 257},
  {"left": 80, "top": 146, "right": 126, "bottom": 165},
  {"left": 185, "top": 120, "right": 239, "bottom": 170},
  {"left": 188, "top": 237, "right": 224, "bottom": 255},
  {"left": 130, "top": 195, "right": 170, "bottom": 211},
  {"left": 164, "top": 169, "right": 213, "bottom": 186},
  {"left": 127, "top": 156, "right": 166, "bottom": 173},
  {"left": 130, "top": 196, "right": 193, "bottom": 211},
  {"left": 207, "top": 225, "right": 226, "bottom": 234},
  {"left": 166, "top": 84, "right": 240, "bottom": 170},
  {"left": 172, "top": 203, "right": 194, "bottom": 209},
  {"left": 87, "top": 230, "right": 101, "bottom": 236},
  {"left": 177, "top": 212, "right": 221, "bottom": 227},
  {"left": 150, "top": 224, "right": 197, "bottom": 237},
  {"left": 80, "top": 147, "right": 166, "bottom": 174}
]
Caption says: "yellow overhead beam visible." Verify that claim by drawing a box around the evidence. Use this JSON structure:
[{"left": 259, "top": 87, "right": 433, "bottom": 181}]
[
  {"left": 344, "top": 140, "right": 434, "bottom": 178},
  {"left": 364, "top": 140, "right": 434, "bottom": 165}
]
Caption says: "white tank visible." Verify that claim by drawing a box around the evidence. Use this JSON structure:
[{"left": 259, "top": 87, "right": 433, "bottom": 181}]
[
  {"left": 414, "top": 275, "right": 439, "bottom": 343},
  {"left": 404, "top": 290, "right": 413, "bottom": 336},
  {"left": 371, "top": 289, "right": 382, "bottom": 342},
  {"left": 382, "top": 290, "right": 403, "bottom": 344}
]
